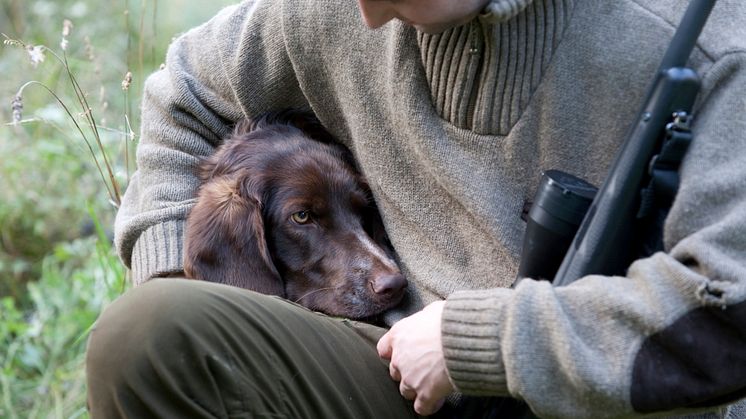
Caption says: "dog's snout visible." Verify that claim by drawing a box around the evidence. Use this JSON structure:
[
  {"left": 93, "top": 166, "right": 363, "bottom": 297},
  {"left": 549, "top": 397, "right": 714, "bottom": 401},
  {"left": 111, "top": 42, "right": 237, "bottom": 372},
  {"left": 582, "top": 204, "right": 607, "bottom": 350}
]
[{"left": 371, "top": 273, "right": 407, "bottom": 296}]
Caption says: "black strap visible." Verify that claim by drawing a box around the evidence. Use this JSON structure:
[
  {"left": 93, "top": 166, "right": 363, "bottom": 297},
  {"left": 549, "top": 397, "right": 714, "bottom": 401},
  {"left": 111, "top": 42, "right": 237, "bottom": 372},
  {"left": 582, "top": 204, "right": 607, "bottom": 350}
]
[{"left": 637, "top": 111, "right": 694, "bottom": 219}]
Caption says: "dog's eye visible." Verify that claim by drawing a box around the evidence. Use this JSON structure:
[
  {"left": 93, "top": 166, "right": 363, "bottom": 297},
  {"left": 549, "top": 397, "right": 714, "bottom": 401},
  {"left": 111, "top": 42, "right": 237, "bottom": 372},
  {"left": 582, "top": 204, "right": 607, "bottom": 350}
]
[{"left": 291, "top": 211, "right": 311, "bottom": 224}]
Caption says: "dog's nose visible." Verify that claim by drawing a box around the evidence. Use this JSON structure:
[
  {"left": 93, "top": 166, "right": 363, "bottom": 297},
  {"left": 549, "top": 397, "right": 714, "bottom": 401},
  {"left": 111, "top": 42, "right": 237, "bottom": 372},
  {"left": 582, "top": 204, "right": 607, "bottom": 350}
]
[{"left": 371, "top": 273, "right": 407, "bottom": 296}]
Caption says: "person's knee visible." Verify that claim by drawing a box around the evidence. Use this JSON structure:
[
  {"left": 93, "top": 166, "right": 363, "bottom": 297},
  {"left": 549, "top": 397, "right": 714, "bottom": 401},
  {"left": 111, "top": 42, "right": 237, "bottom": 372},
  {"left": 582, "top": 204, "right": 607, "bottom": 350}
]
[
  {"left": 86, "top": 279, "right": 213, "bottom": 389},
  {"left": 86, "top": 279, "right": 261, "bottom": 417}
]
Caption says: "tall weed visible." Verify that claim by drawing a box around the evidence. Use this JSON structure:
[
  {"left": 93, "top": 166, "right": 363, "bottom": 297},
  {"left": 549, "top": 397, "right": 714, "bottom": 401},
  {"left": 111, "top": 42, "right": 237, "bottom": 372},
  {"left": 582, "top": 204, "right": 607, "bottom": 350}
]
[{"left": 1, "top": 1, "right": 236, "bottom": 417}]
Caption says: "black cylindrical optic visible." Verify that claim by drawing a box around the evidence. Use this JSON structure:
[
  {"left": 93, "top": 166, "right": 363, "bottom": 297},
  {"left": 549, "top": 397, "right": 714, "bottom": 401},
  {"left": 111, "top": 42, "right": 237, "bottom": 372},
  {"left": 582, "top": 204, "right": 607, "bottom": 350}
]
[{"left": 516, "top": 170, "right": 597, "bottom": 284}]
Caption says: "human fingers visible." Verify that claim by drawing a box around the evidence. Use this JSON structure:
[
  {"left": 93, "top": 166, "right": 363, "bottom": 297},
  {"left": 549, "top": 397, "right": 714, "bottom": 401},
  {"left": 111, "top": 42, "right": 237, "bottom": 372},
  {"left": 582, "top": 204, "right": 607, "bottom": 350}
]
[
  {"left": 377, "top": 329, "right": 394, "bottom": 359},
  {"left": 389, "top": 359, "right": 402, "bottom": 382},
  {"left": 399, "top": 381, "right": 416, "bottom": 401},
  {"left": 413, "top": 394, "right": 445, "bottom": 417}
]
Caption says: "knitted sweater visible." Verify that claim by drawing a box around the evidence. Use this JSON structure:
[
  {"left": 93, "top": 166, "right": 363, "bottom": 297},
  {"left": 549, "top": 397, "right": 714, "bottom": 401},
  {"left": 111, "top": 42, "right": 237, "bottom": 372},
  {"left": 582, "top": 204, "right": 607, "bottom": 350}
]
[{"left": 114, "top": 0, "right": 746, "bottom": 417}]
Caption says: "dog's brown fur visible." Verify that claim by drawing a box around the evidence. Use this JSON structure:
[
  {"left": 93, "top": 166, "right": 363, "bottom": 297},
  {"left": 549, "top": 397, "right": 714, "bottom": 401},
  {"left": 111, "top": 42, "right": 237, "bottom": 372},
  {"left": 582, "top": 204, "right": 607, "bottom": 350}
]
[{"left": 184, "top": 110, "right": 406, "bottom": 319}]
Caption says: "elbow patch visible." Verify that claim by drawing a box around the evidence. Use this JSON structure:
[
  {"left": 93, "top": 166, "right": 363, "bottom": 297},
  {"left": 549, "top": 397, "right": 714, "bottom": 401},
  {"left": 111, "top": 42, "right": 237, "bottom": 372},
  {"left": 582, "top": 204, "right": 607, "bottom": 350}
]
[{"left": 631, "top": 300, "right": 746, "bottom": 412}]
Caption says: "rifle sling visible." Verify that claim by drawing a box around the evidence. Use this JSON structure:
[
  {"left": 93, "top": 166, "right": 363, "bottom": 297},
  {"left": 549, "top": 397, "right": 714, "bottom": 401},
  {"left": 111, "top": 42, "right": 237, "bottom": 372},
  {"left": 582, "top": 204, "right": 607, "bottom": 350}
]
[{"left": 637, "top": 113, "right": 694, "bottom": 219}]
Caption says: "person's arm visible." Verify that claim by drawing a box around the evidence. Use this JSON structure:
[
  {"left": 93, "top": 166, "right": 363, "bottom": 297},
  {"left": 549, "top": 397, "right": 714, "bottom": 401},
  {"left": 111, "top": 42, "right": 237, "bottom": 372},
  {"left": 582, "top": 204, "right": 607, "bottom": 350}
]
[
  {"left": 440, "top": 51, "right": 746, "bottom": 418},
  {"left": 379, "top": 52, "right": 746, "bottom": 418},
  {"left": 114, "top": 0, "right": 309, "bottom": 284}
]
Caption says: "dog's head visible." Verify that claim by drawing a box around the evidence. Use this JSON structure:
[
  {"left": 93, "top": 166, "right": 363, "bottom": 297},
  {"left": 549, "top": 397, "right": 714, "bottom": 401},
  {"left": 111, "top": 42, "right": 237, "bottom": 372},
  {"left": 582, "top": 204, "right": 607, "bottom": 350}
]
[{"left": 184, "top": 110, "right": 406, "bottom": 319}]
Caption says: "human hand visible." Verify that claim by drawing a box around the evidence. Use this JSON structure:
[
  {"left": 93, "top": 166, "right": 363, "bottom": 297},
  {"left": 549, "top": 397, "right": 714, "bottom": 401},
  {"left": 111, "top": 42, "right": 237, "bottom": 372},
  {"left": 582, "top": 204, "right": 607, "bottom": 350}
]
[{"left": 377, "top": 301, "right": 454, "bottom": 416}]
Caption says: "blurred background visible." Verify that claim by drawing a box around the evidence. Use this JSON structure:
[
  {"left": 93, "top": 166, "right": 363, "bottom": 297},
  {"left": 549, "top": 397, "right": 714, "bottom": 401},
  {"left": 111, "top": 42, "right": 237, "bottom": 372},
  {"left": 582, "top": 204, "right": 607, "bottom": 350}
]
[{"left": 0, "top": 0, "right": 236, "bottom": 416}]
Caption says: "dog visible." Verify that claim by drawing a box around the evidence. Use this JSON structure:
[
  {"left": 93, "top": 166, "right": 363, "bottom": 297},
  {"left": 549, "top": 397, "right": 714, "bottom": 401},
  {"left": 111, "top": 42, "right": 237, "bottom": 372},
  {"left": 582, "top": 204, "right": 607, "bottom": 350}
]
[{"left": 183, "top": 110, "right": 407, "bottom": 319}]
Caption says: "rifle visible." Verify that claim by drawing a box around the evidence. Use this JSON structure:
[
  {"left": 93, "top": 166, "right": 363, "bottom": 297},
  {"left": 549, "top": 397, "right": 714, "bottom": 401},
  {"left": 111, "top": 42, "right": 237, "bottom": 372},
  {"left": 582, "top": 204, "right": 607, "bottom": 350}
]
[
  {"left": 505, "top": 1, "right": 717, "bottom": 417},
  {"left": 517, "top": 0, "right": 717, "bottom": 287},
  {"left": 449, "top": 0, "right": 717, "bottom": 415}
]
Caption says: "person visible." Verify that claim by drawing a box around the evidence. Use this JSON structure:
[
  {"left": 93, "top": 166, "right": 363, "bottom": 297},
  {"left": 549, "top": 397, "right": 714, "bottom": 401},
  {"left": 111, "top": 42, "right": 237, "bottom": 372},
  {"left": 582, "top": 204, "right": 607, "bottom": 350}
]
[{"left": 85, "top": 0, "right": 746, "bottom": 417}]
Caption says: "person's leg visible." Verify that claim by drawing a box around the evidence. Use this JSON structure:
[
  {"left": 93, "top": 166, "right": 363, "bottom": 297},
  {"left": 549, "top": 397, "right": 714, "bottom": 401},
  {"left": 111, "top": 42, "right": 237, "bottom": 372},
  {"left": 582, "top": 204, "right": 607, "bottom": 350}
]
[{"left": 85, "top": 278, "right": 420, "bottom": 418}]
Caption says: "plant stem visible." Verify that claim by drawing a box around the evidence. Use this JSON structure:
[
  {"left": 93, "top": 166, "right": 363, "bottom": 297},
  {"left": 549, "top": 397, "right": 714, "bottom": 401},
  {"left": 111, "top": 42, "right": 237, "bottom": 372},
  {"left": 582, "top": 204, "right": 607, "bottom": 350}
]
[{"left": 15, "top": 81, "right": 117, "bottom": 206}]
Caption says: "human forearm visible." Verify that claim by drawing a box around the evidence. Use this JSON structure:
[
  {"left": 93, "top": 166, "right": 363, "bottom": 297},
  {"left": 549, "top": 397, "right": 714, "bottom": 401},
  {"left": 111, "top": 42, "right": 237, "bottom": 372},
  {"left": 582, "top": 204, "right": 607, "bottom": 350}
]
[
  {"left": 442, "top": 256, "right": 731, "bottom": 419},
  {"left": 441, "top": 52, "right": 746, "bottom": 418}
]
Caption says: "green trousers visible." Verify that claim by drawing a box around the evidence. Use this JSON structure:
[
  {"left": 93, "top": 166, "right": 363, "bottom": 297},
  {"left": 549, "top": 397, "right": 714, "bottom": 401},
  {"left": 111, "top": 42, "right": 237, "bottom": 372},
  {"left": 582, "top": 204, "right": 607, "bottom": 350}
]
[{"left": 85, "top": 278, "right": 425, "bottom": 418}]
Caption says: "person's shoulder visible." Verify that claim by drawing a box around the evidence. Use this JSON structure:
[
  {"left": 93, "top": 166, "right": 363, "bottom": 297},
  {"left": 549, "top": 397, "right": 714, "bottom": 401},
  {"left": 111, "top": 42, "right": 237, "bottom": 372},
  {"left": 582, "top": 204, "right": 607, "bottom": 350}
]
[{"left": 627, "top": 0, "right": 746, "bottom": 59}]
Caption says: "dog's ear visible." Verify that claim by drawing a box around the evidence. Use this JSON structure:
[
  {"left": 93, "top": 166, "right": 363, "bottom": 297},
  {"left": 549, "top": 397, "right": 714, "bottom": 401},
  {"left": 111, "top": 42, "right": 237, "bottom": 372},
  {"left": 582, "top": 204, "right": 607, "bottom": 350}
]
[{"left": 184, "top": 172, "right": 285, "bottom": 296}]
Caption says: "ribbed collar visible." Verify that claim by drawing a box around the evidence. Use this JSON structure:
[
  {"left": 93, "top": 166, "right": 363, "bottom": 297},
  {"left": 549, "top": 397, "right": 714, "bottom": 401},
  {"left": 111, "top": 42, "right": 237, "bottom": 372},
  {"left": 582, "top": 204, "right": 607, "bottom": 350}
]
[{"left": 417, "top": 0, "right": 575, "bottom": 135}]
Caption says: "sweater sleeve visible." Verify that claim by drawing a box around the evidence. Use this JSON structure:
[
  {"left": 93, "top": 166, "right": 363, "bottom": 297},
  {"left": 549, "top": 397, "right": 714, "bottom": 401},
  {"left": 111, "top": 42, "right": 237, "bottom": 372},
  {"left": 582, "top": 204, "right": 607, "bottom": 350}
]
[
  {"left": 114, "top": 0, "right": 308, "bottom": 284},
  {"left": 442, "top": 51, "right": 746, "bottom": 418}
]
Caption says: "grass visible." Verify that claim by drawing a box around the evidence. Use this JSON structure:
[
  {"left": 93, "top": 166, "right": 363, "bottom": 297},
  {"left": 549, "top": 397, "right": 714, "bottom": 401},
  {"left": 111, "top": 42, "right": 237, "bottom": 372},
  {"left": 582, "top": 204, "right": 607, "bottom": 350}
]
[
  {"left": 1, "top": 0, "right": 236, "bottom": 416},
  {"left": 0, "top": 212, "right": 125, "bottom": 418}
]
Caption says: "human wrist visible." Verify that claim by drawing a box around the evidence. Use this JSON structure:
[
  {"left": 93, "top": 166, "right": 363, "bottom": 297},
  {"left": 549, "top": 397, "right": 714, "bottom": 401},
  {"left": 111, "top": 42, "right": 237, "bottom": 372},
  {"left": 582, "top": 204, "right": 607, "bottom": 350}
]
[
  {"left": 441, "top": 288, "right": 512, "bottom": 396},
  {"left": 130, "top": 219, "right": 186, "bottom": 285}
]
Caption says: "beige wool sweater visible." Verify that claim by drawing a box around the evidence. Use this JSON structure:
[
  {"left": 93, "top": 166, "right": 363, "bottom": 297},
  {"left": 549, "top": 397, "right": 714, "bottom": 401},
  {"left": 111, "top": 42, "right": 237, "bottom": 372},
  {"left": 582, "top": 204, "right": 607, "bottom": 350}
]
[{"left": 115, "top": 0, "right": 746, "bottom": 417}]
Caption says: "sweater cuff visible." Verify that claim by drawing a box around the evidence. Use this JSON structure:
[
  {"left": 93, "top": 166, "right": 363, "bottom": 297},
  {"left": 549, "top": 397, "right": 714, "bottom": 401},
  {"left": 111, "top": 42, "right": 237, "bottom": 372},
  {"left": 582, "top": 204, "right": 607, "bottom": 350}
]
[
  {"left": 130, "top": 220, "right": 186, "bottom": 285},
  {"left": 442, "top": 288, "right": 512, "bottom": 396}
]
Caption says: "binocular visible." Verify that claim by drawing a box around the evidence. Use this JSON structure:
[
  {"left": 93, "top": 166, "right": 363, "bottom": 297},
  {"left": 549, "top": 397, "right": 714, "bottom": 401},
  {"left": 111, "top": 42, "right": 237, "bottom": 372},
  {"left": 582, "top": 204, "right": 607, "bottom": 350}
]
[{"left": 516, "top": 170, "right": 597, "bottom": 284}]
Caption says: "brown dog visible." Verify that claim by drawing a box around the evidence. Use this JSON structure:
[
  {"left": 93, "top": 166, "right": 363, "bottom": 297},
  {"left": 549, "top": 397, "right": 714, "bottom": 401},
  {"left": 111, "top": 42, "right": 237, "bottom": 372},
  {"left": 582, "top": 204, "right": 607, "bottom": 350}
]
[{"left": 184, "top": 110, "right": 407, "bottom": 319}]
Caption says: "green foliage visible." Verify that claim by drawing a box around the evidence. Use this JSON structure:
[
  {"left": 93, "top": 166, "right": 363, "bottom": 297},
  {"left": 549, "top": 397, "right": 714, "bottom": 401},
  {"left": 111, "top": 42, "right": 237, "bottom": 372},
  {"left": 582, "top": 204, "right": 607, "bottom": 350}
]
[
  {"left": 1, "top": 0, "right": 237, "bottom": 417},
  {"left": 0, "top": 123, "right": 116, "bottom": 302},
  {"left": 0, "top": 233, "right": 126, "bottom": 419}
]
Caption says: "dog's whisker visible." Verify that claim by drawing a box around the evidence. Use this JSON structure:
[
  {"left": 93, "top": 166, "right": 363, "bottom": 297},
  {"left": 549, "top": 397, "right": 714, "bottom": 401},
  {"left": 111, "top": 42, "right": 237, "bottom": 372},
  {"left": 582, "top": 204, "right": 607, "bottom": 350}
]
[{"left": 294, "top": 286, "right": 338, "bottom": 303}]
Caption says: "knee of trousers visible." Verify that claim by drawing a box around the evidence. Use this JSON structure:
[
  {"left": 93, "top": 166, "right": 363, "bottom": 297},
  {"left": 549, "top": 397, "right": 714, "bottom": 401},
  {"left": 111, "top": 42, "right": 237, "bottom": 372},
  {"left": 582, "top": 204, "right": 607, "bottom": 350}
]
[
  {"left": 85, "top": 278, "right": 275, "bottom": 389},
  {"left": 85, "top": 279, "right": 404, "bottom": 419}
]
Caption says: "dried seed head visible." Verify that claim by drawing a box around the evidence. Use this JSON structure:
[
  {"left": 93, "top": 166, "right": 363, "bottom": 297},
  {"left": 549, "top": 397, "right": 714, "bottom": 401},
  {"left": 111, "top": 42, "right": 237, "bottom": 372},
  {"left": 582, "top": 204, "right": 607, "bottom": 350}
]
[
  {"left": 83, "top": 36, "right": 95, "bottom": 61},
  {"left": 121, "top": 71, "right": 133, "bottom": 91},
  {"left": 11, "top": 94, "right": 23, "bottom": 124},
  {"left": 27, "top": 45, "right": 45, "bottom": 67},
  {"left": 61, "top": 20, "right": 73, "bottom": 50},
  {"left": 62, "top": 19, "right": 73, "bottom": 37}
]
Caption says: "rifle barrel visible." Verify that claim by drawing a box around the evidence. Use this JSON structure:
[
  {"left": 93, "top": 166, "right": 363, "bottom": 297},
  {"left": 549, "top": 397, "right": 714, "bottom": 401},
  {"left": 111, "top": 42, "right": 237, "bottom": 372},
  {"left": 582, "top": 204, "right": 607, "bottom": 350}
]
[{"left": 658, "top": 0, "right": 717, "bottom": 71}]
